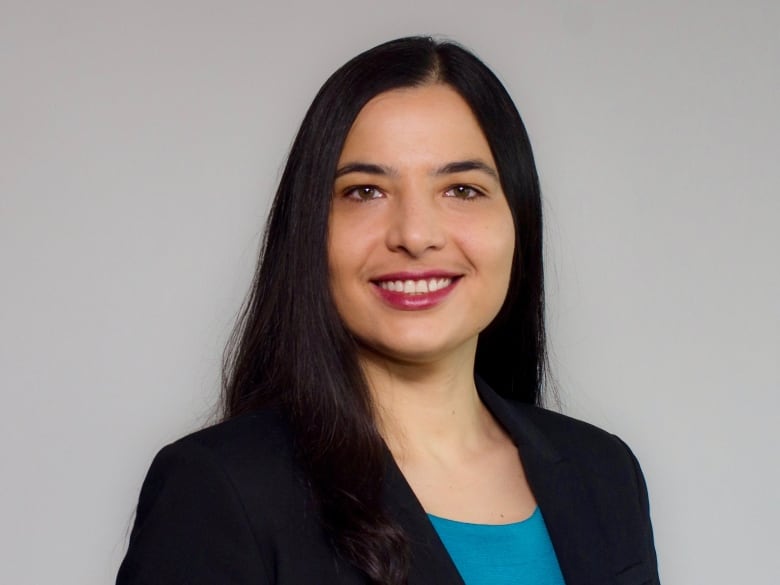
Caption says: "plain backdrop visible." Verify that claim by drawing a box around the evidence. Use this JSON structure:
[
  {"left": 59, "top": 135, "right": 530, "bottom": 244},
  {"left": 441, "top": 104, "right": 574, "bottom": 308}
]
[{"left": 1, "top": 1, "right": 778, "bottom": 583}]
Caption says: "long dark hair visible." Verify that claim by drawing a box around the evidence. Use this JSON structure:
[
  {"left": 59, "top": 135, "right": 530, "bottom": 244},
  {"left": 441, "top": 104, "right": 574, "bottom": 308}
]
[{"left": 222, "top": 36, "right": 546, "bottom": 584}]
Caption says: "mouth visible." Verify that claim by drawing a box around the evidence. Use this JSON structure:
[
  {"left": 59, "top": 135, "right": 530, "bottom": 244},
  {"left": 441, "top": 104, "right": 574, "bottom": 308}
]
[
  {"left": 375, "top": 276, "right": 455, "bottom": 294},
  {"left": 370, "top": 272, "right": 461, "bottom": 310}
]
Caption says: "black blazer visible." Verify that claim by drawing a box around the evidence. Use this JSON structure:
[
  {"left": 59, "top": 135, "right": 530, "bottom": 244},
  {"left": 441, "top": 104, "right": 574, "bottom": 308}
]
[{"left": 117, "top": 381, "right": 660, "bottom": 585}]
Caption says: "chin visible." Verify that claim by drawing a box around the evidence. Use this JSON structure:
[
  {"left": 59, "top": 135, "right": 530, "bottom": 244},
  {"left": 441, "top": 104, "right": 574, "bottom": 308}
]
[{"left": 358, "top": 330, "right": 478, "bottom": 366}]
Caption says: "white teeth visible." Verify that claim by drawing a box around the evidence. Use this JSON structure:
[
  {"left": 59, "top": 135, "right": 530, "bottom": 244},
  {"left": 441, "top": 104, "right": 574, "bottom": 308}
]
[{"left": 378, "top": 278, "right": 452, "bottom": 294}]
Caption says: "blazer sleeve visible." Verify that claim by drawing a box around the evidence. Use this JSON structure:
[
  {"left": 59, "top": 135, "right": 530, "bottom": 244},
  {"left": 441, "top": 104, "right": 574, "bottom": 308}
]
[
  {"left": 620, "top": 437, "right": 661, "bottom": 584},
  {"left": 116, "top": 439, "right": 273, "bottom": 585}
]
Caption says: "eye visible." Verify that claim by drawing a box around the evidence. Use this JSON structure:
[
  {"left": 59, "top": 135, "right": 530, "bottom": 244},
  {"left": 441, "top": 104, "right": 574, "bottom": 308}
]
[
  {"left": 444, "top": 185, "right": 483, "bottom": 199},
  {"left": 344, "top": 186, "right": 384, "bottom": 201}
]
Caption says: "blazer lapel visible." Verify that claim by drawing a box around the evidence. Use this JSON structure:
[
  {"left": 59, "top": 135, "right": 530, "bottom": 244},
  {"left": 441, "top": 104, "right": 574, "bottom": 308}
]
[
  {"left": 477, "top": 380, "right": 615, "bottom": 585},
  {"left": 381, "top": 454, "right": 466, "bottom": 585},
  {"left": 379, "top": 380, "right": 616, "bottom": 585}
]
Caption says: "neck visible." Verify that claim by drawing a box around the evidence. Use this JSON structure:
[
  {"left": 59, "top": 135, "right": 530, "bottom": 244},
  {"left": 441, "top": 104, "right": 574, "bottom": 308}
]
[{"left": 359, "top": 340, "right": 494, "bottom": 464}]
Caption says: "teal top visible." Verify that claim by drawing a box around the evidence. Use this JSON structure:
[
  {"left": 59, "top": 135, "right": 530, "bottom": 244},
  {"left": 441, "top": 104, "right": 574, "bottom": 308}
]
[{"left": 427, "top": 508, "right": 566, "bottom": 585}]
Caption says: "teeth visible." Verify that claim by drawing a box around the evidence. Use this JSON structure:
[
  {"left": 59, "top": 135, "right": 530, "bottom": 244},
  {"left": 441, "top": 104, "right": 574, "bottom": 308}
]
[{"left": 378, "top": 278, "right": 452, "bottom": 294}]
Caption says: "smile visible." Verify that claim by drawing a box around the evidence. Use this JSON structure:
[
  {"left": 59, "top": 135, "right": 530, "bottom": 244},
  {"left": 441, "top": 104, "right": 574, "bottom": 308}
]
[
  {"left": 371, "top": 273, "right": 460, "bottom": 310},
  {"left": 377, "top": 278, "right": 452, "bottom": 294}
]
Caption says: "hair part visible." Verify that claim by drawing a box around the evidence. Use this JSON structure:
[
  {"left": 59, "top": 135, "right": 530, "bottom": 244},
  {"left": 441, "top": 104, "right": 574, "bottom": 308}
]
[{"left": 222, "top": 36, "right": 547, "bottom": 584}]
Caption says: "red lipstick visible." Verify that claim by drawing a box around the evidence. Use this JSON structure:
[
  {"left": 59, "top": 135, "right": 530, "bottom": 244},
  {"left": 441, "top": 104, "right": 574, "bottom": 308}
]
[{"left": 371, "top": 271, "right": 460, "bottom": 311}]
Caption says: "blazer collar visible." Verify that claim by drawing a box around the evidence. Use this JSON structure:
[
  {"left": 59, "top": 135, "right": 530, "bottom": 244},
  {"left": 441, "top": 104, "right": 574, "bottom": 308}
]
[
  {"left": 381, "top": 379, "right": 614, "bottom": 585},
  {"left": 478, "top": 379, "right": 615, "bottom": 585}
]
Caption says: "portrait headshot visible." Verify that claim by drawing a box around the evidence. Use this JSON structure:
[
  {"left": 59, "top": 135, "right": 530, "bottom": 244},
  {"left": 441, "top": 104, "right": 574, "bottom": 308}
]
[{"left": 1, "top": 2, "right": 777, "bottom": 585}]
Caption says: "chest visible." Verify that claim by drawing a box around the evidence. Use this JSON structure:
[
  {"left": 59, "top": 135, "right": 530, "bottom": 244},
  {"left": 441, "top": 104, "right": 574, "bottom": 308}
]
[{"left": 398, "top": 440, "right": 537, "bottom": 524}]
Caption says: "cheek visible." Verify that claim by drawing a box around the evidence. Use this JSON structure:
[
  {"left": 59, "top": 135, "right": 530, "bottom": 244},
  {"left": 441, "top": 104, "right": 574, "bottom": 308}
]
[
  {"left": 494, "top": 207, "right": 516, "bottom": 265},
  {"left": 469, "top": 213, "right": 516, "bottom": 275},
  {"left": 327, "top": 215, "right": 354, "bottom": 280},
  {"left": 327, "top": 214, "right": 374, "bottom": 316},
  {"left": 327, "top": 246, "right": 353, "bottom": 311},
  {"left": 485, "top": 220, "right": 516, "bottom": 320},
  {"left": 326, "top": 248, "right": 358, "bottom": 332},
  {"left": 326, "top": 230, "right": 348, "bottom": 315},
  {"left": 479, "top": 216, "right": 516, "bottom": 317},
  {"left": 500, "top": 223, "right": 516, "bottom": 274}
]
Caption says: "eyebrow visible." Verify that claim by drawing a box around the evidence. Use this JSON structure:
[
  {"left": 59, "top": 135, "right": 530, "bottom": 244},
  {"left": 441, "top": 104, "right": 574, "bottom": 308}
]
[
  {"left": 334, "top": 159, "right": 499, "bottom": 181},
  {"left": 434, "top": 160, "right": 498, "bottom": 180},
  {"left": 334, "top": 162, "right": 397, "bottom": 178}
]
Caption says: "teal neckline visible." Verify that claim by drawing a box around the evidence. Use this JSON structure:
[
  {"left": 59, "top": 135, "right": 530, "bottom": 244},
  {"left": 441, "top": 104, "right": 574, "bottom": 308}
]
[{"left": 427, "top": 506, "right": 540, "bottom": 528}]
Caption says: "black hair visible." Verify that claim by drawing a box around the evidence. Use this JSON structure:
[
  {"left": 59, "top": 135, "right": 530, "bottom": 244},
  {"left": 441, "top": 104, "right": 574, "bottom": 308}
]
[{"left": 222, "top": 36, "right": 546, "bottom": 584}]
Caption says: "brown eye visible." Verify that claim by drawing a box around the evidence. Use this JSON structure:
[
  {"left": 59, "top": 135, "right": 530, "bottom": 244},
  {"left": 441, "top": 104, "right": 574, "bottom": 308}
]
[
  {"left": 444, "top": 185, "right": 482, "bottom": 199},
  {"left": 345, "top": 186, "right": 383, "bottom": 201}
]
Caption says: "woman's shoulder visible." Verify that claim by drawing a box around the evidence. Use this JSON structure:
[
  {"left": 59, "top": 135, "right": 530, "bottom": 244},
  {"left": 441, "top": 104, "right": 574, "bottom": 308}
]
[
  {"left": 497, "top": 398, "right": 646, "bottom": 479},
  {"left": 513, "top": 401, "right": 626, "bottom": 444},
  {"left": 165, "top": 406, "right": 294, "bottom": 461},
  {"left": 119, "top": 407, "right": 311, "bottom": 584},
  {"left": 148, "top": 406, "right": 302, "bottom": 501}
]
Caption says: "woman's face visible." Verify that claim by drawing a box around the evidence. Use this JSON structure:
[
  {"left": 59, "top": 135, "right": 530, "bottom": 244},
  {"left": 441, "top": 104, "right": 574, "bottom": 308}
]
[{"left": 328, "top": 84, "right": 515, "bottom": 365}]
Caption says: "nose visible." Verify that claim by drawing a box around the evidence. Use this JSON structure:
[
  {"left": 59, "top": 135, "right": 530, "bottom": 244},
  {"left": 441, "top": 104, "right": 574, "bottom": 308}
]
[{"left": 385, "top": 191, "right": 446, "bottom": 257}]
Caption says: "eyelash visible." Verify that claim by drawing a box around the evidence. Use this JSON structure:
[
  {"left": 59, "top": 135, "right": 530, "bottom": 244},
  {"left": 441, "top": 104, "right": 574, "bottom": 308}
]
[
  {"left": 444, "top": 185, "right": 484, "bottom": 200},
  {"left": 344, "top": 186, "right": 383, "bottom": 201},
  {"left": 342, "top": 184, "right": 485, "bottom": 201}
]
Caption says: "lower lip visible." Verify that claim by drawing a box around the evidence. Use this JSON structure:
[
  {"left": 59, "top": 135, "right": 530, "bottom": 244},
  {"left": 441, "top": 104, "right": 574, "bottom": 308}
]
[{"left": 372, "top": 279, "right": 459, "bottom": 310}]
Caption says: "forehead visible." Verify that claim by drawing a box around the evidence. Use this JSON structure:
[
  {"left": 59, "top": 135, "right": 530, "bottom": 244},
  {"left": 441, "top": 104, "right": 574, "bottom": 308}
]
[{"left": 338, "top": 84, "right": 495, "bottom": 168}]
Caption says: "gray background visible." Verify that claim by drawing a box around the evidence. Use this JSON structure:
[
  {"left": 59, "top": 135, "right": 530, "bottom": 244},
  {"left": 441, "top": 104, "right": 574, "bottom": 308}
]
[{"left": 2, "top": 1, "right": 778, "bottom": 583}]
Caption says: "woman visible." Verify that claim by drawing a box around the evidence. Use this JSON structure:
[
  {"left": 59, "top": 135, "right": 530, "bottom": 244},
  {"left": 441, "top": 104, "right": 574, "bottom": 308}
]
[{"left": 117, "top": 37, "right": 659, "bottom": 585}]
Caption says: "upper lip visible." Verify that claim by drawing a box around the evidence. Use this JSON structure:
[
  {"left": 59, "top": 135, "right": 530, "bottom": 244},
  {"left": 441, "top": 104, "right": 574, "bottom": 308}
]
[{"left": 371, "top": 270, "right": 461, "bottom": 282}]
